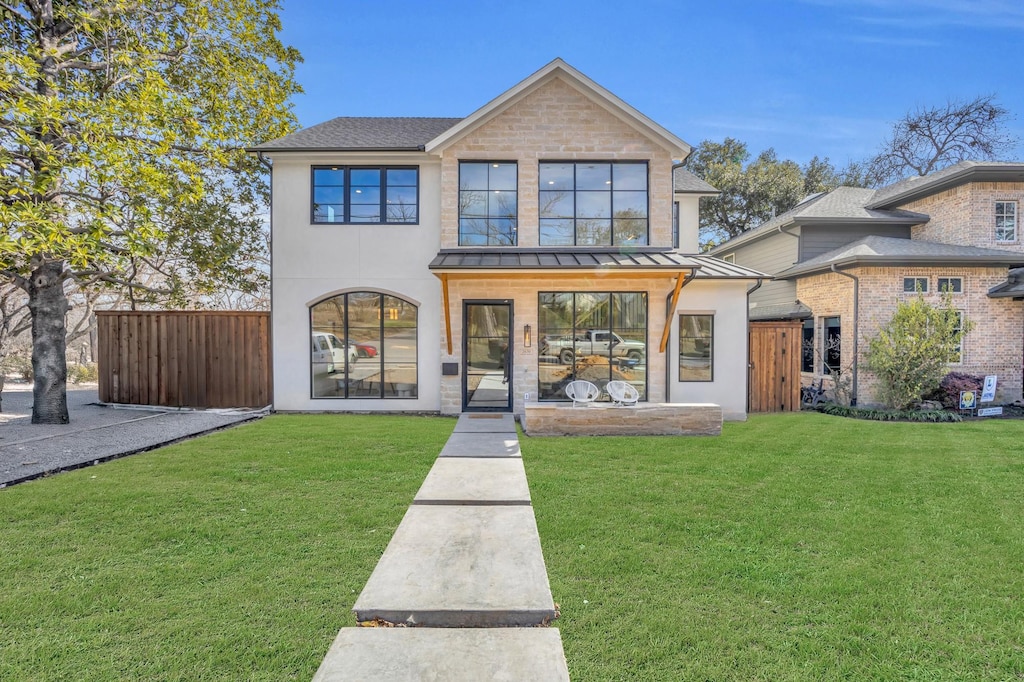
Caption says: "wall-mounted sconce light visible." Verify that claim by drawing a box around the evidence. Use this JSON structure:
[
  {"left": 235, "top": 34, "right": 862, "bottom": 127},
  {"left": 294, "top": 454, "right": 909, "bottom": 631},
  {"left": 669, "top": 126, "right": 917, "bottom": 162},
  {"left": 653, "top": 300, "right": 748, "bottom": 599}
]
[{"left": 524, "top": 324, "right": 532, "bottom": 348}]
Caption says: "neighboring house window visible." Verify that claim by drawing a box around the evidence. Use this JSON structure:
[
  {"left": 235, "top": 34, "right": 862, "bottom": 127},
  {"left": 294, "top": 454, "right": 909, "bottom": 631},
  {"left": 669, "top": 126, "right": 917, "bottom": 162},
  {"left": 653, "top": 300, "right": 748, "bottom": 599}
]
[
  {"left": 672, "top": 201, "right": 680, "bottom": 249},
  {"left": 311, "top": 166, "right": 418, "bottom": 224},
  {"left": 823, "top": 316, "right": 841, "bottom": 375},
  {"left": 995, "top": 201, "right": 1017, "bottom": 242},
  {"left": 678, "top": 314, "right": 713, "bottom": 381},
  {"left": 949, "top": 310, "right": 965, "bottom": 363},
  {"left": 937, "top": 277, "right": 963, "bottom": 294},
  {"left": 310, "top": 292, "right": 418, "bottom": 399},
  {"left": 903, "top": 277, "right": 928, "bottom": 293},
  {"left": 538, "top": 162, "right": 649, "bottom": 246},
  {"left": 801, "top": 319, "right": 814, "bottom": 373},
  {"left": 537, "top": 292, "right": 647, "bottom": 400},
  {"left": 459, "top": 162, "right": 518, "bottom": 245}
]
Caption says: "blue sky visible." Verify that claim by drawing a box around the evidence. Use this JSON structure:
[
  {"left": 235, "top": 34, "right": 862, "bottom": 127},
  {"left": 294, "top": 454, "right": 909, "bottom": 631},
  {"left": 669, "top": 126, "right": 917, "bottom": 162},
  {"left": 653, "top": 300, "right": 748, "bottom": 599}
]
[{"left": 277, "top": 0, "right": 1024, "bottom": 167}]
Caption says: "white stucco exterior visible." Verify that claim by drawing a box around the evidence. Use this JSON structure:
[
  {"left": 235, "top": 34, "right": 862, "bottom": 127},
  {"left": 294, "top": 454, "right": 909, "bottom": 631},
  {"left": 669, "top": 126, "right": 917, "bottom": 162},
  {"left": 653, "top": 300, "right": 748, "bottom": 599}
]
[{"left": 258, "top": 60, "right": 762, "bottom": 419}]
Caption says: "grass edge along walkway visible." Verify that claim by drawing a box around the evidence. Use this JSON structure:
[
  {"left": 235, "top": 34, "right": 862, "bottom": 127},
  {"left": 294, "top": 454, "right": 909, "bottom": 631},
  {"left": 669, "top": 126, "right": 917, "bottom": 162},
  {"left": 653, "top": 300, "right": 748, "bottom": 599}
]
[{"left": 1, "top": 411, "right": 1023, "bottom": 680}]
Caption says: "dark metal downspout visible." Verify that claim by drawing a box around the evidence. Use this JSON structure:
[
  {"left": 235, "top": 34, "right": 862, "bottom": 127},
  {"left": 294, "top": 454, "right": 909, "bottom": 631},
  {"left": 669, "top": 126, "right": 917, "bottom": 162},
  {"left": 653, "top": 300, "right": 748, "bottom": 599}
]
[
  {"left": 257, "top": 151, "right": 275, "bottom": 411},
  {"left": 745, "top": 278, "right": 763, "bottom": 413},
  {"left": 830, "top": 264, "right": 859, "bottom": 406}
]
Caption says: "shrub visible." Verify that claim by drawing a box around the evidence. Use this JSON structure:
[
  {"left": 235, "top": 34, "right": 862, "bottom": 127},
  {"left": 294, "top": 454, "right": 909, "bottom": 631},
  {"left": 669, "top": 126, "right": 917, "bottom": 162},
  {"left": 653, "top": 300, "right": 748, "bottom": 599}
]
[
  {"left": 864, "top": 293, "right": 974, "bottom": 410},
  {"left": 68, "top": 362, "right": 99, "bottom": 384},
  {"left": 926, "top": 371, "right": 985, "bottom": 409},
  {"left": 816, "top": 403, "right": 962, "bottom": 422}
]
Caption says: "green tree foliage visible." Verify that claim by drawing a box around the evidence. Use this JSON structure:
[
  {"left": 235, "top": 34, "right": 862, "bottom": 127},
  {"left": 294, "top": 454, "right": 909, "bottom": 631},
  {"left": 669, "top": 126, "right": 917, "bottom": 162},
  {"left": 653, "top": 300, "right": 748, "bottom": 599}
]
[
  {"left": 867, "top": 95, "right": 1017, "bottom": 185},
  {"left": 0, "top": 1, "right": 300, "bottom": 423},
  {"left": 685, "top": 140, "right": 867, "bottom": 249},
  {"left": 864, "top": 294, "right": 974, "bottom": 410}
]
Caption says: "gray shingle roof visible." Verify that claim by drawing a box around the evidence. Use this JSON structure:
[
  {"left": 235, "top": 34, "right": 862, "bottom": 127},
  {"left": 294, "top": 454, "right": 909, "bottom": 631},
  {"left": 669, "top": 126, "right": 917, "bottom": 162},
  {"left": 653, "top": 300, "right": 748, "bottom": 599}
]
[
  {"left": 673, "top": 167, "right": 718, "bottom": 193},
  {"left": 748, "top": 301, "right": 813, "bottom": 321},
  {"left": 867, "top": 161, "right": 1024, "bottom": 209},
  {"left": 775, "top": 235, "right": 1024, "bottom": 279},
  {"left": 250, "top": 117, "right": 463, "bottom": 151},
  {"left": 427, "top": 248, "right": 765, "bottom": 278},
  {"left": 708, "top": 187, "right": 928, "bottom": 255},
  {"left": 988, "top": 268, "right": 1024, "bottom": 299}
]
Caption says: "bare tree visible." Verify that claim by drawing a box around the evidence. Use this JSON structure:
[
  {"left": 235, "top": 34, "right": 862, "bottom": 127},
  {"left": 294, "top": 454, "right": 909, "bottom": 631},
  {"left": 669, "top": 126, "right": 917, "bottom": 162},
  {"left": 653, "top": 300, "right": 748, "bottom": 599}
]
[{"left": 868, "top": 95, "right": 1017, "bottom": 185}]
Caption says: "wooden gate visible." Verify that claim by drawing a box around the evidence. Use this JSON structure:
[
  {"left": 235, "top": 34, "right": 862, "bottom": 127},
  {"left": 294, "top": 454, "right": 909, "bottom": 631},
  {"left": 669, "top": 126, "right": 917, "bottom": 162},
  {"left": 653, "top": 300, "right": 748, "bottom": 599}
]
[
  {"left": 97, "top": 311, "right": 271, "bottom": 408},
  {"left": 749, "top": 320, "right": 802, "bottom": 412}
]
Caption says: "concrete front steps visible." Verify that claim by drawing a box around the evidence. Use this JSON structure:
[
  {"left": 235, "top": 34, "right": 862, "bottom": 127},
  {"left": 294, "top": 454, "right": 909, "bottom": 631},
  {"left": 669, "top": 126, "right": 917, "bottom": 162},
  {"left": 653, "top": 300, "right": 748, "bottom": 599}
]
[{"left": 312, "top": 413, "right": 569, "bottom": 681}]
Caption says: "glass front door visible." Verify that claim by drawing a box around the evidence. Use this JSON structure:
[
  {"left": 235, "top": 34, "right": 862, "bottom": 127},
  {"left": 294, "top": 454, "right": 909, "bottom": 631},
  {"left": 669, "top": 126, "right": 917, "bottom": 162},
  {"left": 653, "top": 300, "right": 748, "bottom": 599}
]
[{"left": 463, "top": 301, "right": 511, "bottom": 411}]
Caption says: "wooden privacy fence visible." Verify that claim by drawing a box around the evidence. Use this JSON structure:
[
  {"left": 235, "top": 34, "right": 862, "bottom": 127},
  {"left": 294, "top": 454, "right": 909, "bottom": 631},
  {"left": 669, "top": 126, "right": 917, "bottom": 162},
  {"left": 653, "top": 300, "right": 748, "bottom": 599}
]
[
  {"left": 97, "top": 311, "right": 271, "bottom": 409},
  {"left": 749, "top": 320, "right": 802, "bottom": 412}
]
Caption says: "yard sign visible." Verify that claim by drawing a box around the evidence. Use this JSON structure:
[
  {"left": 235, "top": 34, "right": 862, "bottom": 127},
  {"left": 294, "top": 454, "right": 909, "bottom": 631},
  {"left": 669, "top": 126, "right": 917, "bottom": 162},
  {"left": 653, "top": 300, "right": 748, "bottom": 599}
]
[
  {"left": 981, "top": 375, "right": 997, "bottom": 403},
  {"left": 959, "top": 390, "right": 977, "bottom": 410}
]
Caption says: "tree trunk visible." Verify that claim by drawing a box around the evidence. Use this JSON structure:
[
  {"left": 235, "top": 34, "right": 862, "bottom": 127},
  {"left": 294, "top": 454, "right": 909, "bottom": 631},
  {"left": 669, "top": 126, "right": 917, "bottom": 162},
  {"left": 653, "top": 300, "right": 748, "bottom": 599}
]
[{"left": 27, "top": 260, "right": 69, "bottom": 424}]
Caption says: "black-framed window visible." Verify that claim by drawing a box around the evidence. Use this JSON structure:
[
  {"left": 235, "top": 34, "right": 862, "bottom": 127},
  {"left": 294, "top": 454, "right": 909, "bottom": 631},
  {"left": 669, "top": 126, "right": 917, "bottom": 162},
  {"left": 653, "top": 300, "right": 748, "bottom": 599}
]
[
  {"left": 459, "top": 161, "right": 517, "bottom": 245},
  {"left": 823, "top": 316, "right": 841, "bottom": 375},
  {"left": 537, "top": 292, "right": 647, "bottom": 401},
  {"left": 903, "top": 277, "right": 928, "bottom": 293},
  {"left": 679, "top": 314, "right": 713, "bottom": 381},
  {"left": 937, "top": 277, "right": 963, "bottom": 294},
  {"left": 311, "top": 166, "right": 418, "bottom": 224},
  {"left": 949, "top": 310, "right": 965, "bottom": 363},
  {"left": 539, "top": 161, "right": 648, "bottom": 246},
  {"left": 801, "top": 319, "right": 814, "bottom": 373},
  {"left": 995, "top": 201, "right": 1017, "bottom": 242},
  {"left": 310, "top": 291, "right": 418, "bottom": 398}
]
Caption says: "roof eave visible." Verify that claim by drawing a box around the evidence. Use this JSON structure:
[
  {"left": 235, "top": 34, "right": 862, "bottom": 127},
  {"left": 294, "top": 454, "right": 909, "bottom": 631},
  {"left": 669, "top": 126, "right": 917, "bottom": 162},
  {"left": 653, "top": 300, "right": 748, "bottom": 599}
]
[
  {"left": 867, "top": 165, "right": 1024, "bottom": 209},
  {"left": 246, "top": 145, "right": 427, "bottom": 154},
  {"left": 777, "top": 255, "right": 1024, "bottom": 279}
]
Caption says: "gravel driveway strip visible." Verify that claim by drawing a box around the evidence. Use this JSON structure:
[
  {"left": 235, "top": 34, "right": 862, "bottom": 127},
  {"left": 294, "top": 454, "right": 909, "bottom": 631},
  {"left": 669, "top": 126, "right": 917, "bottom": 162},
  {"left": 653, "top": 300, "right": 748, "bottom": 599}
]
[{"left": 0, "top": 384, "right": 265, "bottom": 487}]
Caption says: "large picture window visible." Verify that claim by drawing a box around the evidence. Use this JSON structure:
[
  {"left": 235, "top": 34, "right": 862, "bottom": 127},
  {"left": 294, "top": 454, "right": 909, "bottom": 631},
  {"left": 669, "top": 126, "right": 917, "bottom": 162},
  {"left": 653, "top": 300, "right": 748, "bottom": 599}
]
[
  {"left": 310, "top": 292, "right": 417, "bottom": 398},
  {"left": 459, "top": 162, "right": 518, "bottom": 245},
  {"left": 539, "top": 162, "right": 648, "bottom": 246},
  {"left": 678, "top": 314, "right": 713, "bottom": 381},
  {"left": 537, "top": 292, "right": 647, "bottom": 401},
  {"left": 311, "top": 166, "right": 418, "bottom": 224}
]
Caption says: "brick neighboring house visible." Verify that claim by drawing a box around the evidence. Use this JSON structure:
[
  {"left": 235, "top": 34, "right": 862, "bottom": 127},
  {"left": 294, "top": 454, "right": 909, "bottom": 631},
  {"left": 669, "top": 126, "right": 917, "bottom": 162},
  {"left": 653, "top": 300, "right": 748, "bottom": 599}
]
[
  {"left": 250, "top": 59, "right": 763, "bottom": 418},
  {"left": 710, "top": 162, "right": 1024, "bottom": 406}
]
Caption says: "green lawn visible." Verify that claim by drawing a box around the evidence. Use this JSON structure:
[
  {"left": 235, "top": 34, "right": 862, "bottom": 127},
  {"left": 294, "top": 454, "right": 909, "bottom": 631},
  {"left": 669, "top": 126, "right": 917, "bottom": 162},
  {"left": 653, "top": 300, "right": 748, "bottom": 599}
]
[
  {"left": 523, "top": 413, "right": 1024, "bottom": 680},
  {"left": 2, "top": 413, "right": 1023, "bottom": 680}
]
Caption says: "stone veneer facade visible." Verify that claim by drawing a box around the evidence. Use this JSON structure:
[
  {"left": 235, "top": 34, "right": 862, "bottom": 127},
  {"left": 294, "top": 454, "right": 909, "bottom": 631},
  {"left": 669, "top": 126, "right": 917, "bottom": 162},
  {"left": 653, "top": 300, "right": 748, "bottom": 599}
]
[
  {"left": 437, "top": 76, "right": 676, "bottom": 249},
  {"left": 798, "top": 266, "right": 1024, "bottom": 405}
]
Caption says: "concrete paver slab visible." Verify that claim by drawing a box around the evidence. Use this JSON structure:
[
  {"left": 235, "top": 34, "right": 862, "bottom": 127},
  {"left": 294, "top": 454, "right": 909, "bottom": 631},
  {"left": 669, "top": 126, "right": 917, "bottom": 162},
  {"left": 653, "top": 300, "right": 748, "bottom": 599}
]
[
  {"left": 353, "top": 505, "right": 556, "bottom": 627},
  {"left": 413, "top": 457, "right": 531, "bottom": 505},
  {"left": 453, "top": 413, "right": 517, "bottom": 433},
  {"left": 439, "top": 432, "right": 521, "bottom": 458},
  {"left": 312, "top": 627, "right": 569, "bottom": 681}
]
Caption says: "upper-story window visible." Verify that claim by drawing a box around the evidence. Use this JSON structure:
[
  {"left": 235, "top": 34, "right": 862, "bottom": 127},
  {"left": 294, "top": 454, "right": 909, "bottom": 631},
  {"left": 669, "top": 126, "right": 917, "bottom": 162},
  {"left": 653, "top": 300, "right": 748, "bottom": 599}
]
[
  {"left": 539, "top": 162, "right": 648, "bottom": 246},
  {"left": 459, "top": 162, "right": 518, "bottom": 245},
  {"left": 995, "top": 201, "right": 1017, "bottom": 242},
  {"left": 938, "top": 277, "right": 963, "bottom": 294},
  {"left": 311, "top": 166, "right": 418, "bottom": 224}
]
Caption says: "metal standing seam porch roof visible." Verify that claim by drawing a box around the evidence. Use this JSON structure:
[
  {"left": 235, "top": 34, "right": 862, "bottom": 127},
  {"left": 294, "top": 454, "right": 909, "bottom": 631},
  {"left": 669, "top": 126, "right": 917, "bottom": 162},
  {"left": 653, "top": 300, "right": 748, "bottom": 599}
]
[{"left": 428, "top": 248, "right": 766, "bottom": 279}]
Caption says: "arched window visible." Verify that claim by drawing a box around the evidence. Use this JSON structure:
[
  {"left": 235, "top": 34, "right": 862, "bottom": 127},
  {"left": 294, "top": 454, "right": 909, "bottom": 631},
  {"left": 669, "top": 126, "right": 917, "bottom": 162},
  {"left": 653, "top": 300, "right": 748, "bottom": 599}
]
[{"left": 310, "top": 292, "right": 417, "bottom": 398}]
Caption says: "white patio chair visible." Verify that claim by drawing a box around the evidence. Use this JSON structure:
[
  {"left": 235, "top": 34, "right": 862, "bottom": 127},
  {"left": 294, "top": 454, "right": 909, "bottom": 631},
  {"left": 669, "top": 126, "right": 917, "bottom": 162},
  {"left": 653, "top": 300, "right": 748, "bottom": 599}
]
[
  {"left": 565, "top": 380, "right": 600, "bottom": 407},
  {"left": 606, "top": 380, "right": 640, "bottom": 406}
]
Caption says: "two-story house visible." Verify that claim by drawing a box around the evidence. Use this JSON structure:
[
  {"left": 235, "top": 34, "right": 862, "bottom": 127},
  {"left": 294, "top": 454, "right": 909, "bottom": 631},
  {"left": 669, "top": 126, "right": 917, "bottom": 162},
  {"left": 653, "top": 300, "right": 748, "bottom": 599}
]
[
  {"left": 711, "top": 161, "right": 1024, "bottom": 405},
  {"left": 250, "top": 59, "right": 763, "bottom": 419}
]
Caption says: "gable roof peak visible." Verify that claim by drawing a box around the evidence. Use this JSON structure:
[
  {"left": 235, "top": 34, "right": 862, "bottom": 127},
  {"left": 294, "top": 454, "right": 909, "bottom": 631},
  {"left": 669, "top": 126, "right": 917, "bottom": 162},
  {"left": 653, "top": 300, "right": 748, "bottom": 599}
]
[{"left": 424, "top": 58, "right": 691, "bottom": 157}]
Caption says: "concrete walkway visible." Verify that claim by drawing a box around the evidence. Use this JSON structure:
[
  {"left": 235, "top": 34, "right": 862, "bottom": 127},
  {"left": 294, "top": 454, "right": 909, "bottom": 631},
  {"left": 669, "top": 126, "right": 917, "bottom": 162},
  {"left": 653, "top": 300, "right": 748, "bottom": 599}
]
[{"left": 312, "top": 413, "right": 570, "bottom": 681}]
